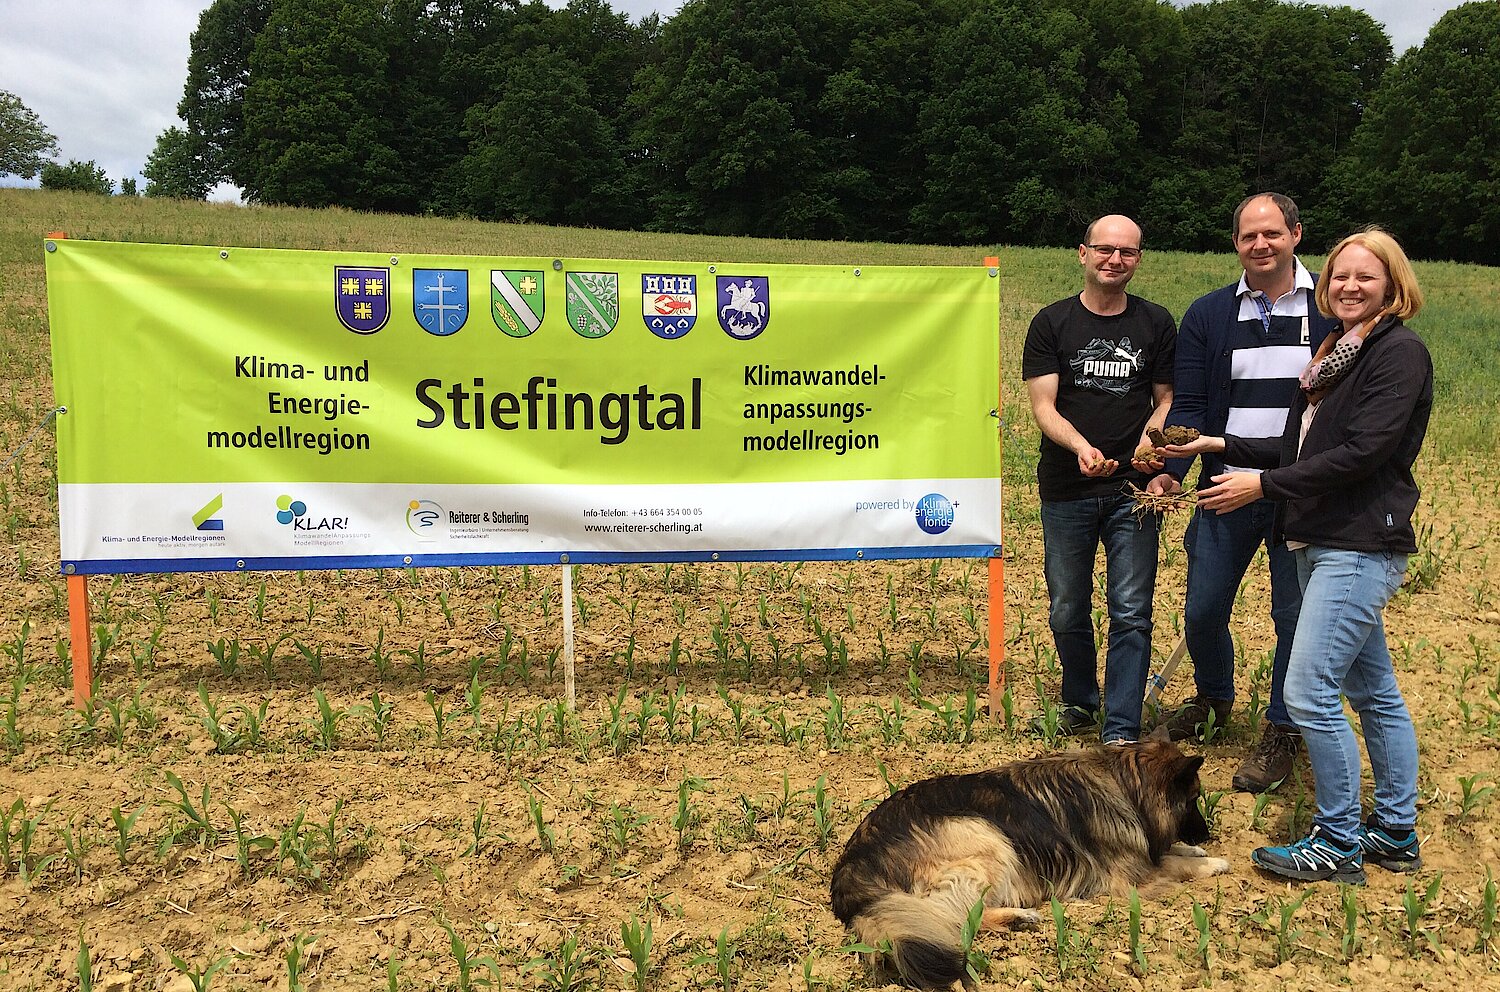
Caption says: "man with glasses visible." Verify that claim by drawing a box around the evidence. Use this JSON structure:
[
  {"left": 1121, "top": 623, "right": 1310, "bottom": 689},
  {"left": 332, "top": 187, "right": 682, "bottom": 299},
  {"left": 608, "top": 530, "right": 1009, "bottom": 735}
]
[
  {"left": 1157, "top": 192, "right": 1339, "bottom": 792},
  {"left": 1022, "top": 214, "right": 1179, "bottom": 746}
]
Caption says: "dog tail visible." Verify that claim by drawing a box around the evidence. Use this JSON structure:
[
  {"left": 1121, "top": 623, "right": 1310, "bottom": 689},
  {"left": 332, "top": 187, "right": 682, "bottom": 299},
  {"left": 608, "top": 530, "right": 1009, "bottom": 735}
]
[{"left": 849, "top": 890, "right": 968, "bottom": 989}]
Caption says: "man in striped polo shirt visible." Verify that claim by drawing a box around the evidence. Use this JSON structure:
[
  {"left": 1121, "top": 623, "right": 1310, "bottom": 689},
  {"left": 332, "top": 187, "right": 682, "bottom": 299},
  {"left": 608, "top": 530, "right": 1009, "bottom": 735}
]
[{"left": 1159, "top": 193, "right": 1339, "bottom": 792}]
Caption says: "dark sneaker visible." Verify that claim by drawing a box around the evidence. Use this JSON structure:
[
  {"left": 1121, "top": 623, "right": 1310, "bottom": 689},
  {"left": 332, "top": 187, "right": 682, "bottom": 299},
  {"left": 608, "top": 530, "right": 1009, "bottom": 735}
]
[
  {"left": 1358, "top": 819, "right": 1422, "bottom": 873},
  {"left": 1028, "top": 705, "right": 1099, "bottom": 738},
  {"left": 1160, "top": 696, "right": 1233, "bottom": 742},
  {"left": 1252, "top": 825, "right": 1366, "bottom": 884},
  {"left": 1232, "top": 722, "right": 1300, "bottom": 793}
]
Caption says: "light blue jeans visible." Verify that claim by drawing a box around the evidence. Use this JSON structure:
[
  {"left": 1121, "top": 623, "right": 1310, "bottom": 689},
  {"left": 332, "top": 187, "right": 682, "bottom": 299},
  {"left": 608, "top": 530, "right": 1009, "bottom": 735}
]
[
  {"left": 1283, "top": 546, "right": 1417, "bottom": 846},
  {"left": 1040, "top": 493, "right": 1160, "bottom": 744}
]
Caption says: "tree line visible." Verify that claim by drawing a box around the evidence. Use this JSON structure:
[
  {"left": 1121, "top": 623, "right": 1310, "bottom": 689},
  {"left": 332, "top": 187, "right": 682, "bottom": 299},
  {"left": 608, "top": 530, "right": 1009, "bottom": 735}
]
[{"left": 7, "top": 0, "right": 1497, "bottom": 263}]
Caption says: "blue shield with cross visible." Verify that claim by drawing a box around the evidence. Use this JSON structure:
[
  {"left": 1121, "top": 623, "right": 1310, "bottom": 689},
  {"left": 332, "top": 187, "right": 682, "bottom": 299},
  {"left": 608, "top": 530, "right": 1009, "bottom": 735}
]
[{"left": 413, "top": 269, "right": 469, "bottom": 336}]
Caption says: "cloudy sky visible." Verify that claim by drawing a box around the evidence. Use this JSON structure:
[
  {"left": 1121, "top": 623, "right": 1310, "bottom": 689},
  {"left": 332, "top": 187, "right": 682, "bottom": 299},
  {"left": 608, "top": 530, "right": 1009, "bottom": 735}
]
[{"left": 0, "top": 0, "right": 1469, "bottom": 196}]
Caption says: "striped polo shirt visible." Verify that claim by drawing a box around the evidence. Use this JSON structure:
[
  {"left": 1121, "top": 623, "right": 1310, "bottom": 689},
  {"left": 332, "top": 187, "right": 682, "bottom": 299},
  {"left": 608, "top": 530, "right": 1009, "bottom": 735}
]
[{"left": 1224, "top": 258, "right": 1316, "bottom": 473}]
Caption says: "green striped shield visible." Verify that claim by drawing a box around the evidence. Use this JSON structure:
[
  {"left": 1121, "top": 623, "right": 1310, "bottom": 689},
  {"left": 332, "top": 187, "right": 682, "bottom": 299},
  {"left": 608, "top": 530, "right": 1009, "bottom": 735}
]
[
  {"left": 491, "top": 270, "right": 544, "bottom": 338},
  {"left": 564, "top": 271, "right": 619, "bottom": 338}
]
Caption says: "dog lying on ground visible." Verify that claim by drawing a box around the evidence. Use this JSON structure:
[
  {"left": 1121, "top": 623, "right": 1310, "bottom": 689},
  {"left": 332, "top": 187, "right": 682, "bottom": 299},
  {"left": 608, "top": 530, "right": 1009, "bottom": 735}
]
[{"left": 829, "top": 740, "right": 1230, "bottom": 989}]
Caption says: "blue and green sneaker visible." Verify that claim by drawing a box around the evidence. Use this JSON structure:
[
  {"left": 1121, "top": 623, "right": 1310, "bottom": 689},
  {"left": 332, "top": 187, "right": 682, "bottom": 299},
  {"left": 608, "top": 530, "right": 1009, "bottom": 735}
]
[
  {"left": 1358, "top": 818, "right": 1421, "bottom": 873},
  {"left": 1252, "top": 825, "right": 1365, "bottom": 884}
]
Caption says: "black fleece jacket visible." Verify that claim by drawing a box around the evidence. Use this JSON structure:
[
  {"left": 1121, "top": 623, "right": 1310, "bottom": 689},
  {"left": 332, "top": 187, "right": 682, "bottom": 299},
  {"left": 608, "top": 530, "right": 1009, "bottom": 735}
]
[{"left": 1221, "top": 316, "right": 1432, "bottom": 554}]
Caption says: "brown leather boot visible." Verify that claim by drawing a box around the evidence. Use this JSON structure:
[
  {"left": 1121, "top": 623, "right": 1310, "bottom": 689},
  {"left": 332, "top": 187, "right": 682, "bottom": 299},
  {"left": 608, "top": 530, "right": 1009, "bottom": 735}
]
[
  {"left": 1159, "top": 695, "right": 1232, "bottom": 742},
  {"left": 1232, "top": 722, "right": 1300, "bottom": 793}
]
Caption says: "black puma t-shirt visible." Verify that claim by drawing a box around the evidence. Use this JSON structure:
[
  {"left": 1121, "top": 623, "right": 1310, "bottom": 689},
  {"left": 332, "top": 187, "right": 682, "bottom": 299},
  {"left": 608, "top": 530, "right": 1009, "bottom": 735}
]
[{"left": 1021, "top": 294, "right": 1176, "bottom": 501}]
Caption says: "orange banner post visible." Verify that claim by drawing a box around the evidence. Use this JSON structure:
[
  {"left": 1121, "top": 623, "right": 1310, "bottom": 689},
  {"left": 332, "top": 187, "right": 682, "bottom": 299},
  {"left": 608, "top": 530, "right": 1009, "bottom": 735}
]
[
  {"left": 50, "top": 232, "right": 91, "bottom": 709},
  {"left": 67, "top": 573, "right": 92, "bottom": 708},
  {"left": 983, "top": 255, "right": 1006, "bottom": 721}
]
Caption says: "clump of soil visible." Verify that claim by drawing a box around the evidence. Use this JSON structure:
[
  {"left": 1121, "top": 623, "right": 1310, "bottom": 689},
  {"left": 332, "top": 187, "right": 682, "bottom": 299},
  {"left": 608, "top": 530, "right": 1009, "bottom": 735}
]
[{"left": 1147, "top": 425, "right": 1201, "bottom": 447}]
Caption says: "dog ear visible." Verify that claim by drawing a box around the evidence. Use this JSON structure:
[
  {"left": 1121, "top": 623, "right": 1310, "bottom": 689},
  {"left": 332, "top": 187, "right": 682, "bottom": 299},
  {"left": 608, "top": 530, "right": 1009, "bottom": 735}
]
[
  {"left": 1146, "top": 724, "right": 1173, "bottom": 743},
  {"left": 1173, "top": 754, "right": 1205, "bottom": 787}
]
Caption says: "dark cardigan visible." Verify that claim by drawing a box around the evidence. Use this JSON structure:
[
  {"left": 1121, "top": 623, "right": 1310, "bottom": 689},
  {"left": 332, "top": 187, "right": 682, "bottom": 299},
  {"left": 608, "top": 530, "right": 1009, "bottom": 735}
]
[
  {"left": 1222, "top": 316, "right": 1432, "bottom": 554},
  {"left": 1164, "top": 275, "right": 1339, "bottom": 484}
]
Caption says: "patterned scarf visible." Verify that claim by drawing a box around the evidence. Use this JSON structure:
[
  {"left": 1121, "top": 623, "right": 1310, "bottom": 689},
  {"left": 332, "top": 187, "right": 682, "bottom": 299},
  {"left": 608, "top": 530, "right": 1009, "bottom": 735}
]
[{"left": 1299, "top": 313, "right": 1386, "bottom": 404}]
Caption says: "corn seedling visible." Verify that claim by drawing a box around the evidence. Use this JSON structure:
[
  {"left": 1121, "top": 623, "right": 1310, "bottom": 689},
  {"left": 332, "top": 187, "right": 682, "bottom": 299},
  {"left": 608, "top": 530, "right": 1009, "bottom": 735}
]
[
  {"left": 294, "top": 640, "right": 324, "bottom": 680},
  {"left": 604, "top": 802, "right": 648, "bottom": 856},
  {"left": 921, "top": 695, "right": 963, "bottom": 742},
  {"left": 1127, "top": 888, "right": 1148, "bottom": 974},
  {"left": 129, "top": 624, "right": 163, "bottom": 676},
  {"left": 659, "top": 684, "right": 686, "bottom": 743},
  {"left": 369, "top": 627, "right": 394, "bottom": 680},
  {"left": 456, "top": 800, "right": 491, "bottom": 859},
  {"left": 56, "top": 815, "right": 93, "bottom": 882},
  {"left": 247, "top": 634, "right": 288, "bottom": 681},
  {"left": 1249, "top": 890, "right": 1306, "bottom": 964},
  {"left": 690, "top": 927, "right": 737, "bottom": 992},
  {"left": 8, "top": 799, "right": 55, "bottom": 884},
  {"left": 77, "top": 928, "right": 94, "bottom": 992},
  {"left": 98, "top": 695, "right": 128, "bottom": 746},
  {"left": 962, "top": 893, "right": 992, "bottom": 983},
  {"left": 92, "top": 621, "right": 119, "bottom": 665},
  {"left": 353, "top": 690, "right": 396, "bottom": 747},
  {"left": 126, "top": 687, "right": 160, "bottom": 731},
  {"left": 1340, "top": 884, "right": 1361, "bottom": 960},
  {"left": 526, "top": 786, "right": 556, "bottom": 853},
  {"left": 762, "top": 706, "right": 803, "bottom": 745},
  {"left": 1032, "top": 675, "right": 1062, "bottom": 746},
  {"left": 160, "top": 771, "right": 216, "bottom": 848},
  {"left": 717, "top": 686, "right": 750, "bottom": 743},
  {"left": 309, "top": 688, "right": 346, "bottom": 750},
  {"left": 1249, "top": 791, "right": 1276, "bottom": 833},
  {"left": 1198, "top": 789, "right": 1226, "bottom": 833},
  {"left": 3, "top": 675, "right": 24, "bottom": 751},
  {"left": 197, "top": 682, "right": 241, "bottom": 753},
  {"left": 463, "top": 672, "right": 489, "bottom": 730},
  {"left": 822, "top": 686, "right": 848, "bottom": 750},
  {"left": 1049, "top": 896, "right": 1075, "bottom": 977},
  {"left": 620, "top": 912, "right": 654, "bottom": 992},
  {"left": 167, "top": 952, "right": 234, "bottom": 992},
  {"left": 1191, "top": 899, "right": 1212, "bottom": 975},
  {"left": 1478, "top": 867, "right": 1496, "bottom": 952},
  {"left": 632, "top": 689, "right": 660, "bottom": 743},
  {"left": 224, "top": 802, "right": 274, "bottom": 872},
  {"left": 426, "top": 689, "right": 449, "bottom": 745},
  {"left": 873, "top": 697, "right": 907, "bottom": 744},
  {"left": 524, "top": 932, "right": 596, "bottom": 992},
  {"left": 873, "top": 757, "right": 900, "bottom": 797},
  {"left": 1456, "top": 773, "right": 1495, "bottom": 822},
  {"left": 205, "top": 633, "right": 240, "bottom": 672},
  {"left": 285, "top": 932, "right": 316, "bottom": 992},
  {"left": 385, "top": 957, "right": 404, "bottom": 992},
  {"left": 109, "top": 804, "right": 143, "bottom": 866},
  {"left": 1403, "top": 873, "right": 1444, "bottom": 955},
  {"left": 1200, "top": 705, "right": 1223, "bottom": 744},
  {"left": 810, "top": 776, "right": 835, "bottom": 851},
  {"left": 673, "top": 776, "right": 707, "bottom": 849}
]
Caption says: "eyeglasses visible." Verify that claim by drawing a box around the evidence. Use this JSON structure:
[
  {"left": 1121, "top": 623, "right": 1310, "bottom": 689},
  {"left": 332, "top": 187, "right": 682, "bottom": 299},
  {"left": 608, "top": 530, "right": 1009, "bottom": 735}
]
[{"left": 1085, "top": 244, "right": 1142, "bottom": 260}]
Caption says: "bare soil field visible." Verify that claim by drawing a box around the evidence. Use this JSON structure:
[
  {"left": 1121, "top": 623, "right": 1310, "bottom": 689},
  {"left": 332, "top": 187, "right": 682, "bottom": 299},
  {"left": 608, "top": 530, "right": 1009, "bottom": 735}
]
[{"left": 1, "top": 191, "right": 1498, "bottom": 991}]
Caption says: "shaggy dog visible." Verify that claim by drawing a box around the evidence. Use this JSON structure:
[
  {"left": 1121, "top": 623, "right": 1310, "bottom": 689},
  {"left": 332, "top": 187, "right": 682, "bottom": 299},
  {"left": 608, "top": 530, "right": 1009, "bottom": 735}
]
[{"left": 829, "top": 741, "right": 1230, "bottom": 988}]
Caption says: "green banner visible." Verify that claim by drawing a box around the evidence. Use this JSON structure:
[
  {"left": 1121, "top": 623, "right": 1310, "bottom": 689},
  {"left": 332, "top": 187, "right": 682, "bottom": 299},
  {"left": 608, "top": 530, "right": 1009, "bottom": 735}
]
[{"left": 48, "top": 239, "right": 1001, "bottom": 572}]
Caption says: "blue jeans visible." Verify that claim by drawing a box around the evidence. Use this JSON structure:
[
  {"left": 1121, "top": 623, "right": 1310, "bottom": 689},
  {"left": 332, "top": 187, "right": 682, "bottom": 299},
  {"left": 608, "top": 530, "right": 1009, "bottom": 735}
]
[
  {"left": 1040, "top": 493, "right": 1160, "bottom": 743},
  {"left": 1183, "top": 501, "right": 1301, "bottom": 726},
  {"left": 1284, "top": 546, "right": 1417, "bottom": 845}
]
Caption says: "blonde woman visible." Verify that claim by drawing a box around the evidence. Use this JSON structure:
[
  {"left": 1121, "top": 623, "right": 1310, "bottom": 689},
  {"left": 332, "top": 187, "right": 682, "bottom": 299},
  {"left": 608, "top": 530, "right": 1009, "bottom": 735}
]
[{"left": 1164, "top": 227, "right": 1431, "bottom": 884}]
